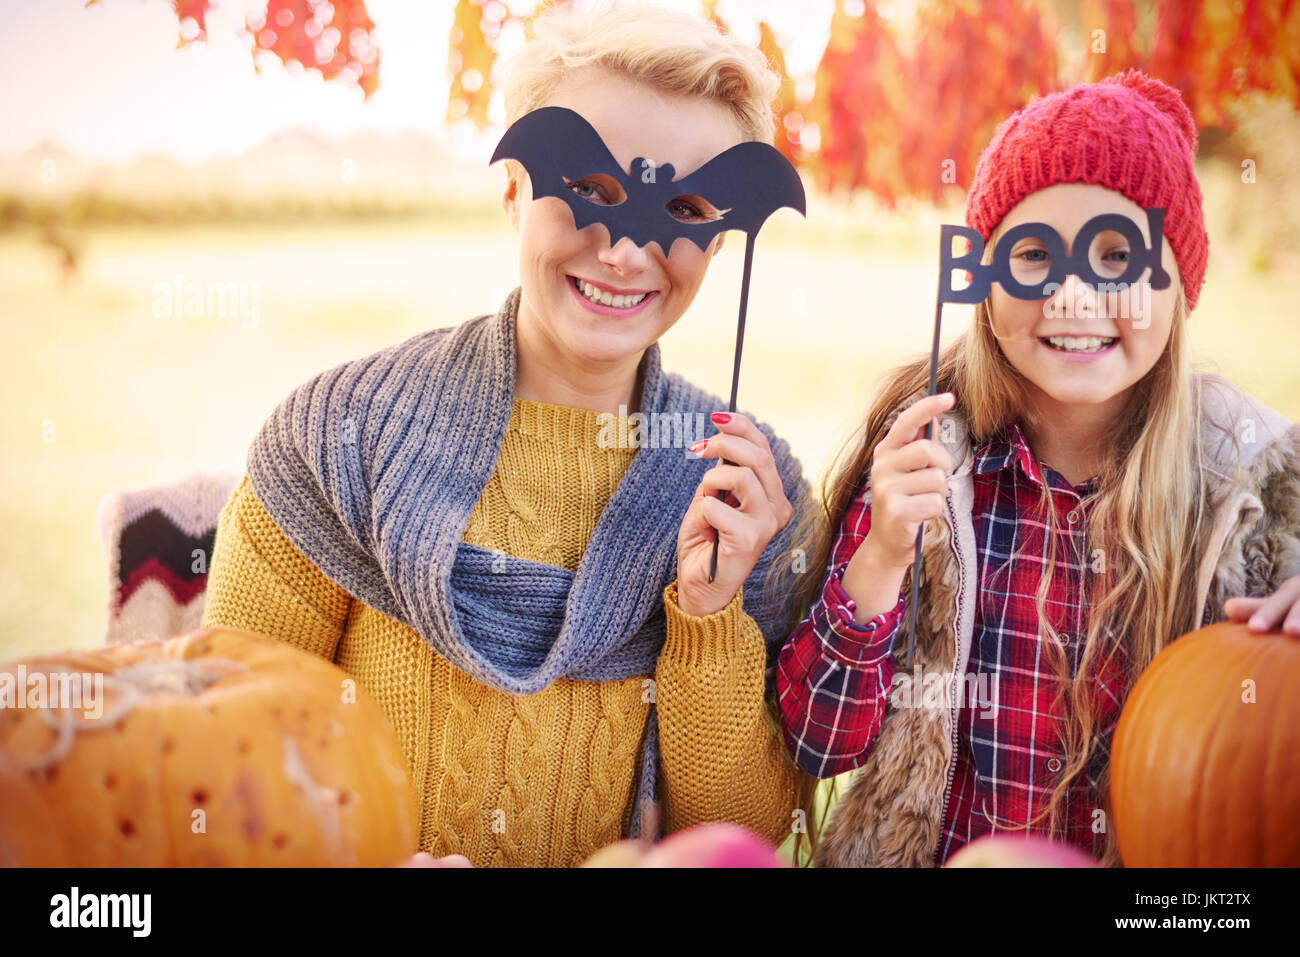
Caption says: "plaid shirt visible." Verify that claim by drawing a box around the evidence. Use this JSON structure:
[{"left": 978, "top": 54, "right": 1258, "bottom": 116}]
[{"left": 777, "top": 422, "right": 1129, "bottom": 865}]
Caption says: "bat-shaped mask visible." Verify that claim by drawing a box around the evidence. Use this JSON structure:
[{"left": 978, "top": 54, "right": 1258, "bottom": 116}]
[{"left": 490, "top": 105, "right": 805, "bottom": 255}]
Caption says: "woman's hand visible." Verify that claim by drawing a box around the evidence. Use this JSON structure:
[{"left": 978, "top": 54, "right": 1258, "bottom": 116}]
[
  {"left": 676, "top": 412, "right": 793, "bottom": 618},
  {"left": 1224, "top": 574, "right": 1300, "bottom": 635},
  {"left": 840, "top": 392, "right": 955, "bottom": 623}
]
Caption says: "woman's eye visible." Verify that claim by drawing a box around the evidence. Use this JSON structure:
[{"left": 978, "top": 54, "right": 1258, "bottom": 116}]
[
  {"left": 667, "top": 199, "right": 705, "bottom": 221},
  {"left": 569, "top": 180, "right": 607, "bottom": 203},
  {"left": 1019, "top": 248, "right": 1049, "bottom": 264},
  {"left": 1104, "top": 248, "right": 1130, "bottom": 263}
]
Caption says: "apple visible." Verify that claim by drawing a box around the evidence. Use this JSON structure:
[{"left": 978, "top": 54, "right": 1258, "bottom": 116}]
[
  {"left": 398, "top": 852, "right": 474, "bottom": 867},
  {"left": 580, "top": 823, "right": 787, "bottom": 868},
  {"left": 579, "top": 839, "right": 653, "bottom": 868},
  {"left": 944, "top": 834, "right": 1097, "bottom": 868},
  {"left": 641, "top": 822, "right": 786, "bottom": 868}
]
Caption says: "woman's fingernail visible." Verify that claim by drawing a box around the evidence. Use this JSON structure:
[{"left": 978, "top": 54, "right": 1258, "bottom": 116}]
[
  {"left": 710, "top": 412, "right": 731, "bottom": 424},
  {"left": 1250, "top": 614, "right": 1266, "bottom": 629},
  {"left": 690, "top": 439, "right": 708, "bottom": 454}
]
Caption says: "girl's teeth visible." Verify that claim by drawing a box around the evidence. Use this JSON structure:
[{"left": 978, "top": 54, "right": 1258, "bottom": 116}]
[
  {"left": 1045, "top": 335, "right": 1117, "bottom": 353},
  {"left": 577, "top": 278, "right": 647, "bottom": 308}
]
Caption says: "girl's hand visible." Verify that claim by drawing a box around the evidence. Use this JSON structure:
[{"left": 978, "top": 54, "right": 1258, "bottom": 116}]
[
  {"left": 857, "top": 392, "right": 956, "bottom": 570},
  {"left": 1224, "top": 574, "right": 1300, "bottom": 636},
  {"left": 676, "top": 412, "right": 793, "bottom": 618},
  {"left": 839, "top": 392, "right": 955, "bottom": 624}
]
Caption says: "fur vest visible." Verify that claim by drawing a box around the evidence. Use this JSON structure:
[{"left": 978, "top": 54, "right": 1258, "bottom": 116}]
[{"left": 815, "top": 374, "right": 1300, "bottom": 867}]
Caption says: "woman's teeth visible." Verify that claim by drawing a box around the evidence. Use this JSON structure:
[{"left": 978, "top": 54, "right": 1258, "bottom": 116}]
[
  {"left": 575, "top": 277, "right": 648, "bottom": 308},
  {"left": 1043, "top": 335, "right": 1118, "bottom": 353}
]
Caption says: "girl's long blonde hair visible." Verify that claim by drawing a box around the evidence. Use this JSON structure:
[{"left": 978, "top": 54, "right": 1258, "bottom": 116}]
[{"left": 792, "top": 227, "right": 1216, "bottom": 867}]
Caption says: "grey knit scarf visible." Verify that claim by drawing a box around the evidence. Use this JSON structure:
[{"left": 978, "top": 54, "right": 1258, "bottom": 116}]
[{"left": 246, "top": 286, "right": 807, "bottom": 841}]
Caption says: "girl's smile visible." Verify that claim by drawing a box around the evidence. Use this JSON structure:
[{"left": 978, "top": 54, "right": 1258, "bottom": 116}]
[{"left": 1036, "top": 333, "right": 1121, "bottom": 361}]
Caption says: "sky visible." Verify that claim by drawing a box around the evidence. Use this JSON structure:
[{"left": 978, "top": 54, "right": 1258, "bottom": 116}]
[{"left": 0, "top": 0, "right": 838, "bottom": 165}]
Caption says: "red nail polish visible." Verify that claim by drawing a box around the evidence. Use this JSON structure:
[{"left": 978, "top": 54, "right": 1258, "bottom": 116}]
[
  {"left": 690, "top": 439, "right": 707, "bottom": 453},
  {"left": 711, "top": 412, "right": 731, "bottom": 424}
]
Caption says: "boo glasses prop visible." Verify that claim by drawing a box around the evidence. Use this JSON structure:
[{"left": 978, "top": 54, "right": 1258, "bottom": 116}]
[
  {"left": 899, "top": 208, "right": 1169, "bottom": 669},
  {"left": 491, "top": 105, "right": 806, "bottom": 582},
  {"left": 937, "top": 209, "right": 1171, "bottom": 305}
]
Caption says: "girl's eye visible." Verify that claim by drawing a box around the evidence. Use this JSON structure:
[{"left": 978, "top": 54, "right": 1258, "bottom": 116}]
[
  {"left": 1104, "top": 248, "right": 1130, "bottom": 263},
  {"left": 1008, "top": 246, "right": 1051, "bottom": 284}
]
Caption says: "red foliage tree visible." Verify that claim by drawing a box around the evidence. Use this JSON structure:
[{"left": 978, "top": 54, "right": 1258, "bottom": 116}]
[
  {"left": 899, "top": 0, "right": 1060, "bottom": 203},
  {"left": 118, "top": 0, "right": 1300, "bottom": 203},
  {"left": 805, "top": 0, "right": 908, "bottom": 203}
]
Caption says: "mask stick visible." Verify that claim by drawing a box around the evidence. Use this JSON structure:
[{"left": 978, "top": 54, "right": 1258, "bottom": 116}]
[
  {"left": 902, "top": 274, "right": 946, "bottom": 668},
  {"left": 708, "top": 231, "right": 756, "bottom": 584}
]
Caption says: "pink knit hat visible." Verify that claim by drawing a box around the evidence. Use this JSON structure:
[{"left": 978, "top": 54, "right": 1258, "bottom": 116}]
[{"left": 965, "top": 70, "right": 1209, "bottom": 311}]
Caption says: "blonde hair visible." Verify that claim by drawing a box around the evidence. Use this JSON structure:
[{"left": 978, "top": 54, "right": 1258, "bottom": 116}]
[
  {"left": 793, "top": 225, "right": 1216, "bottom": 867},
  {"left": 500, "top": 0, "right": 780, "bottom": 188}
]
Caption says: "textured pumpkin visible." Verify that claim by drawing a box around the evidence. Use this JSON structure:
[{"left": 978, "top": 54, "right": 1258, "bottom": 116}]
[
  {"left": 0, "top": 627, "right": 418, "bottom": 866},
  {"left": 1110, "top": 621, "right": 1300, "bottom": 867}
]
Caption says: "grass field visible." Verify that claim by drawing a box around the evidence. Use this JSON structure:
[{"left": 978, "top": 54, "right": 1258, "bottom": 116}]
[{"left": 2, "top": 180, "right": 1298, "bottom": 665}]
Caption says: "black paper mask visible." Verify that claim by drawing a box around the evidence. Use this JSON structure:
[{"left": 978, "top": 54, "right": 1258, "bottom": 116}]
[
  {"left": 490, "top": 105, "right": 807, "bottom": 582},
  {"left": 490, "top": 105, "right": 805, "bottom": 255}
]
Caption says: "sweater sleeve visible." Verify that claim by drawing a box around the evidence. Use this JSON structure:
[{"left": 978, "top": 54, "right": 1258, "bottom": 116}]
[
  {"left": 653, "top": 579, "right": 801, "bottom": 846},
  {"left": 200, "top": 474, "right": 352, "bottom": 661}
]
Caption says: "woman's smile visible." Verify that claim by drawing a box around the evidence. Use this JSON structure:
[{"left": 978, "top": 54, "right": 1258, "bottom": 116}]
[{"left": 565, "top": 273, "right": 660, "bottom": 317}]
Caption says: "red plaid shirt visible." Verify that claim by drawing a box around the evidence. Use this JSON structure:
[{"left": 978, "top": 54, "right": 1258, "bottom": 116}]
[{"left": 777, "top": 422, "right": 1129, "bottom": 864}]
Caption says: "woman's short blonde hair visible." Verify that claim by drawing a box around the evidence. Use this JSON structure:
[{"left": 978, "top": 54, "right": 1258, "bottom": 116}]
[{"left": 500, "top": 0, "right": 781, "bottom": 186}]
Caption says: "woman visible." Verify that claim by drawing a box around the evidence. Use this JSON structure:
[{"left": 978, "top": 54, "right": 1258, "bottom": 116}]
[{"left": 201, "top": 0, "right": 815, "bottom": 867}]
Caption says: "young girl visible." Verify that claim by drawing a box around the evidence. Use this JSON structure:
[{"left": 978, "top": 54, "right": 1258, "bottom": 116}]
[{"left": 777, "top": 71, "right": 1300, "bottom": 867}]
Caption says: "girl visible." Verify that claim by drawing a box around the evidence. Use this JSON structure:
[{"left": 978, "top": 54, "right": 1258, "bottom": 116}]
[{"left": 777, "top": 71, "right": 1300, "bottom": 867}]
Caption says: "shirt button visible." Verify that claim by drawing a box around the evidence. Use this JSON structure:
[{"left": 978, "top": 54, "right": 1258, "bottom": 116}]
[
  {"left": 1047, "top": 757, "right": 1063, "bottom": 774},
  {"left": 1066, "top": 509, "right": 1080, "bottom": 525}
]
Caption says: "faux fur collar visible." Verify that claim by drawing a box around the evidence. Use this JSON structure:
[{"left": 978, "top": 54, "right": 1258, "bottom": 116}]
[{"left": 815, "top": 375, "right": 1299, "bottom": 867}]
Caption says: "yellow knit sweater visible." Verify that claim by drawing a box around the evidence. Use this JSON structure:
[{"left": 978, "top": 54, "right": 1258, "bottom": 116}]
[{"left": 201, "top": 396, "right": 800, "bottom": 866}]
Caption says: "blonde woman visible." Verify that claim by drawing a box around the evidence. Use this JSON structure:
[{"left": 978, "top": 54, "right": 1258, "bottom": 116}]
[
  {"left": 777, "top": 71, "right": 1300, "bottom": 867},
  {"left": 202, "top": 0, "right": 815, "bottom": 867}
]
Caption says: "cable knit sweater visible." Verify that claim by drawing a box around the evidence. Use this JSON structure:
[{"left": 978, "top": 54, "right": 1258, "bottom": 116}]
[{"left": 200, "top": 396, "right": 800, "bottom": 866}]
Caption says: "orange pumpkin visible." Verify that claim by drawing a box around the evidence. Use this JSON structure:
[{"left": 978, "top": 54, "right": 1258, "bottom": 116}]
[
  {"left": 0, "top": 627, "right": 418, "bottom": 866},
  {"left": 1110, "top": 621, "right": 1300, "bottom": 867}
]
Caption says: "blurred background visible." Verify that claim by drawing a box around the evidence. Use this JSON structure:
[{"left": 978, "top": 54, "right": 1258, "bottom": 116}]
[{"left": 1, "top": 0, "right": 1297, "bottom": 673}]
